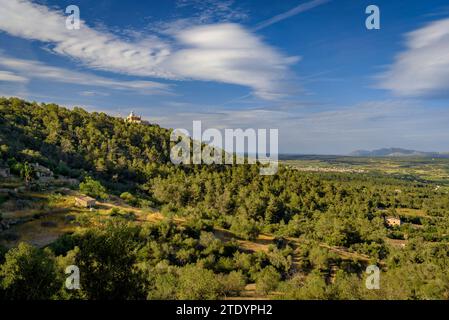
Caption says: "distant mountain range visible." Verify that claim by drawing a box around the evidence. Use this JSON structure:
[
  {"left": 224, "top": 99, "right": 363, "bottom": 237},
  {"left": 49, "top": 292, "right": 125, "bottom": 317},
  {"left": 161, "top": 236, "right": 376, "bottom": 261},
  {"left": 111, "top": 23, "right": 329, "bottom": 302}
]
[{"left": 349, "top": 148, "right": 449, "bottom": 158}]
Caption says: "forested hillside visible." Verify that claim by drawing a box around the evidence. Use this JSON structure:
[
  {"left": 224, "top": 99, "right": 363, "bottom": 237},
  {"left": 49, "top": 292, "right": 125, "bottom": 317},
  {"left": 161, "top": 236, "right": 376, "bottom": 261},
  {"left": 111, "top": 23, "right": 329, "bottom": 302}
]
[
  {"left": 0, "top": 97, "right": 172, "bottom": 188},
  {"left": 1, "top": 97, "right": 449, "bottom": 300}
]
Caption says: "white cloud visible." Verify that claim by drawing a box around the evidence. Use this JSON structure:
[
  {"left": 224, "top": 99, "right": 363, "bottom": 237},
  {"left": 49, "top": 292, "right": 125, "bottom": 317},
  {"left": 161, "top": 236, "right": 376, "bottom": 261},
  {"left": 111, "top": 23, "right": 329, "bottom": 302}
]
[
  {"left": 0, "top": 0, "right": 172, "bottom": 78},
  {"left": 164, "top": 24, "right": 299, "bottom": 99},
  {"left": 0, "top": 70, "right": 28, "bottom": 83},
  {"left": 379, "top": 18, "right": 449, "bottom": 97},
  {"left": 0, "top": 0, "right": 297, "bottom": 99},
  {"left": 0, "top": 55, "right": 170, "bottom": 94}
]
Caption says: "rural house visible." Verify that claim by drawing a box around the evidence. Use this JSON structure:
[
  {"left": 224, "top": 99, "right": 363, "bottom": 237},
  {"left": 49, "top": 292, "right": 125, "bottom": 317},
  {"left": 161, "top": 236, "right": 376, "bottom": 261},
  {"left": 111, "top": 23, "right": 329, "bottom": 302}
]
[
  {"left": 75, "top": 196, "right": 96, "bottom": 208},
  {"left": 31, "top": 163, "right": 54, "bottom": 180},
  {"left": 385, "top": 216, "right": 401, "bottom": 227}
]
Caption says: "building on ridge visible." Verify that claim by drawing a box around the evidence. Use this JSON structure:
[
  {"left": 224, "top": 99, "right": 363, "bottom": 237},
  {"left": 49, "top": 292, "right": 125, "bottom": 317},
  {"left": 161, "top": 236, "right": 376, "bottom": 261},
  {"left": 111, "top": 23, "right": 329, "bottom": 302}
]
[{"left": 126, "top": 111, "right": 149, "bottom": 125}]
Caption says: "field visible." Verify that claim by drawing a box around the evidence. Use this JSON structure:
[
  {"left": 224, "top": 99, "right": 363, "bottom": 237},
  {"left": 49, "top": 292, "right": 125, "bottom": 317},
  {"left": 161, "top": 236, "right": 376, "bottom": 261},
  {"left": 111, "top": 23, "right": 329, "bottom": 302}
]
[{"left": 281, "top": 155, "right": 449, "bottom": 187}]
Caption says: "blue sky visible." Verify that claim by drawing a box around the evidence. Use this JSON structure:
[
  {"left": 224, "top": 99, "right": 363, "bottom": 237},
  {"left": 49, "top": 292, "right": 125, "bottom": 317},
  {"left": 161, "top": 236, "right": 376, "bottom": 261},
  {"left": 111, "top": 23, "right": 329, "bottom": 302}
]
[{"left": 1, "top": 0, "right": 449, "bottom": 154}]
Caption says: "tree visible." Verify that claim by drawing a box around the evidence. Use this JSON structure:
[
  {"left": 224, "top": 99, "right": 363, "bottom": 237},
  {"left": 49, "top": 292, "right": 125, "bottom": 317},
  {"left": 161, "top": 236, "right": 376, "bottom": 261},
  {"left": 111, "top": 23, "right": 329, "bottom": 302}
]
[
  {"left": 72, "top": 221, "right": 145, "bottom": 299},
  {"left": 256, "top": 266, "right": 280, "bottom": 295},
  {"left": 281, "top": 271, "right": 331, "bottom": 300},
  {"left": 265, "top": 197, "right": 283, "bottom": 224},
  {"left": 219, "top": 271, "right": 246, "bottom": 297},
  {"left": 0, "top": 243, "right": 59, "bottom": 300},
  {"left": 176, "top": 264, "right": 222, "bottom": 300},
  {"left": 20, "top": 162, "right": 34, "bottom": 185},
  {"left": 79, "top": 176, "right": 108, "bottom": 200},
  {"left": 230, "top": 215, "right": 260, "bottom": 240},
  {"left": 120, "top": 192, "right": 139, "bottom": 206},
  {"left": 146, "top": 263, "right": 179, "bottom": 300}
]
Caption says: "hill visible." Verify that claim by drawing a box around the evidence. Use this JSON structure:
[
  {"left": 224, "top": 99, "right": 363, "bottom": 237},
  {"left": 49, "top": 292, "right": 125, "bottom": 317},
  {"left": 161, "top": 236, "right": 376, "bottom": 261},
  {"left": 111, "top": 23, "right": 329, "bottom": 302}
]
[
  {"left": 0, "top": 97, "right": 173, "bottom": 190},
  {"left": 349, "top": 147, "right": 449, "bottom": 158}
]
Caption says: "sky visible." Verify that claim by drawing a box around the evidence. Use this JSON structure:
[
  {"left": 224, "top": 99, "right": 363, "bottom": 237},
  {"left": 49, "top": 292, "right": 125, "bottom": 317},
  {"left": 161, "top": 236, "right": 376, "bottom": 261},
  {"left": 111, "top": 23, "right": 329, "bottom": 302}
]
[{"left": 0, "top": 0, "right": 449, "bottom": 154}]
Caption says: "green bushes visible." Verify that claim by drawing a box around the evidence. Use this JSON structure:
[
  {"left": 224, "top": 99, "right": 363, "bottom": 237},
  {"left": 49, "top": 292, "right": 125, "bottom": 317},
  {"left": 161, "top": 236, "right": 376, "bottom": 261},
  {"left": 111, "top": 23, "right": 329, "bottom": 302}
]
[
  {"left": 79, "top": 176, "right": 108, "bottom": 200},
  {"left": 120, "top": 192, "right": 139, "bottom": 206},
  {"left": 0, "top": 243, "right": 59, "bottom": 300},
  {"left": 71, "top": 221, "right": 145, "bottom": 299},
  {"left": 177, "top": 264, "right": 222, "bottom": 299},
  {"left": 256, "top": 266, "right": 281, "bottom": 295},
  {"left": 146, "top": 264, "right": 246, "bottom": 300},
  {"left": 219, "top": 271, "right": 246, "bottom": 296},
  {"left": 0, "top": 218, "right": 292, "bottom": 300},
  {"left": 109, "top": 208, "right": 136, "bottom": 221},
  {"left": 281, "top": 271, "right": 331, "bottom": 300},
  {"left": 146, "top": 263, "right": 178, "bottom": 300},
  {"left": 230, "top": 215, "right": 260, "bottom": 240}
]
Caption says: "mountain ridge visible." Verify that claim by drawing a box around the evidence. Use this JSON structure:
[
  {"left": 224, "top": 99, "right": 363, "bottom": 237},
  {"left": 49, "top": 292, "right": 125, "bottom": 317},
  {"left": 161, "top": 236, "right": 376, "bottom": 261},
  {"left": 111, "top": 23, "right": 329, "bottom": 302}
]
[{"left": 349, "top": 147, "right": 449, "bottom": 158}]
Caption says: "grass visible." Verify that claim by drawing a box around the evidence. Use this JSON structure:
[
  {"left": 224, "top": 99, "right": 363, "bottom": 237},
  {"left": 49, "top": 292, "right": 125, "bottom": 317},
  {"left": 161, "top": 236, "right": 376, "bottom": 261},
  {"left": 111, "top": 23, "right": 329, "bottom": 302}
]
[
  {"left": 2, "top": 214, "right": 77, "bottom": 248},
  {"left": 396, "top": 208, "right": 428, "bottom": 218},
  {"left": 0, "top": 188, "right": 169, "bottom": 248}
]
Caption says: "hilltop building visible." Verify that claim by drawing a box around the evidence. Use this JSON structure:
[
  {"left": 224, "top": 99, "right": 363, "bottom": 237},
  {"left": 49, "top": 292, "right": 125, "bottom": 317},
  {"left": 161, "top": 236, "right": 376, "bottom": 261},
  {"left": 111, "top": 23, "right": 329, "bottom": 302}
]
[
  {"left": 126, "top": 111, "right": 141, "bottom": 124},
  {"left": 126, "top": 111, "right": 149, "bottom": 125}
]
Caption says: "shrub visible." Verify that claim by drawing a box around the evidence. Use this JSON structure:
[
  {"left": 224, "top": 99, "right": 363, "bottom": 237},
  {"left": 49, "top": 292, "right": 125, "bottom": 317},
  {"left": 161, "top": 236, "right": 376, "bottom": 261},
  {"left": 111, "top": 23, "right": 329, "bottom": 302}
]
[
  {"left": 0, "top": 243, "right": 60, "bottom": 299},
  {"left": 48, "top": 234, "right": 76, "bottom": 256},
  {"left": 230, "top": 215, "right": 260, "bottom": 240},
  {"left": 255, "top": 266, "right": 280, "bottom": 295},
  {"left": 72, "top": 220, "right": 145, "bottom": 299},
  {"left": 147, "top": 268, "right": 179, "bottom": 300},
  {"left": 120, "top": 192, "right": 139, "bottom": 207},
  {"left": 219, "top": 271, "right": 246, "bottom": 296},
  {"left": 109, "top": 207, "right": 121, "bottom": 217},
  {"left": 176, "top": 264, "right": 222, "bottom": 300},
  {"left": 79, "top": 176, "right": 108, "bottom": 200}
]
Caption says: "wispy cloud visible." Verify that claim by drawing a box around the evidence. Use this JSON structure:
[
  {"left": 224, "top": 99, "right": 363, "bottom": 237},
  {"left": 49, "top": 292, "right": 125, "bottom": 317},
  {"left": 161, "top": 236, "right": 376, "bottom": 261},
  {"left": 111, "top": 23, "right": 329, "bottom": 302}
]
[
  {"left": 175, "top": 0, "right": 248, "bottom": 24},
  {"left": 79, "top": 91, "right": 110, "bottom": 97},
  {"left": 379, "top": 17, "right": 449, "bottom": 98},
  {"left": 0, "top": 54, "right": 171, "bottom": 94},
  {"left": 253, "top": 0, "right": 330, "bottom": 31},
  {"left": 0, "top": 70, "right": 28, "bottom": 83},
  {"left": 0, "top": 0, "right": 172, "bottom": 77},
  {"left": 0, "top": 0, "right": 298, "bottom": 100},
  {"left": 150, "top": 0, "right": 247, "bottom": 36}
]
